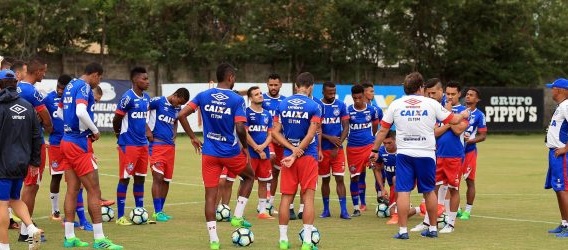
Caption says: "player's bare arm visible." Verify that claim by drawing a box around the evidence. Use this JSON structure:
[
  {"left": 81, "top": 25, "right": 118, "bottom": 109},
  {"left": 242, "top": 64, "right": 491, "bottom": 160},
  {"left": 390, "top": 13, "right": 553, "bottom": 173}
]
[
  {"left": 299, "top": 121, "right": 320, "bottom": 157},
  {"left": 145, "top": 124, "right": 154, "bottom": 142},
  {"left": 434, "top": 123, "right": 450, "bottom": 137},
  {"left": 112, "top": 112, "right": 125, "bottom": 138},
  {"left": 176, "top": 119, "right": 203, "bottom": 154},
  {"left": 235, "top": 121, "right": 248, "bottom": 153},
  {"left": 370, "top": 126, "right": 390, "bottom": 161},
  {"left": 339, "top": 118, "right": 349, "bottom": 147},
  {"left": 271, "top": 120, "right": 302, "bottom": 155},
  {"left": 38, "top": 108, "right": 53, "bottom": 134},
  {"left": 466, "top": 130, "right": 487, "bottom": 145},
  {"left": 449, "top": 118, "right": 468, "bottom": 135},
  {"left": 372, "top": 163, "right": 387, "bottom": 198}
]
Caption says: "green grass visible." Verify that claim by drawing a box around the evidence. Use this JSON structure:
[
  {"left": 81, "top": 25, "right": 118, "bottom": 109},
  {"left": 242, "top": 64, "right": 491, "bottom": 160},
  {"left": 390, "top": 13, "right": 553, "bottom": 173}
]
[{"left": 11, "top": 134, "right": 568, "bottom": 249}]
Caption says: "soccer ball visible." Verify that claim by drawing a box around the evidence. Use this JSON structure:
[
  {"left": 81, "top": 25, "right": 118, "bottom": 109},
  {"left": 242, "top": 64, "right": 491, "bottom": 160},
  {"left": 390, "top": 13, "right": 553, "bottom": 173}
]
[
  {"left": 298, "top": 226, "right": 320, "bottom": 245},
  {"left": 101, "top": 206, "right": 114, "bottom": 222},
  {"left": 232, "top": 227, "right": 254, "bottom": 247},
  {"left": 216, "top": 204, "right": 231, "bottom": 222},
  {"left": 256, "top": 204, "right": 275, "bottom": 216},
  {"left": 437, "top": 213, "right": 448, "bottom": 228},
  {"left": 375, "top": 203, "right": 391, "bottom": 218},
  {"left": 129, "top": 207, "right": 149, "bottom": 225}
]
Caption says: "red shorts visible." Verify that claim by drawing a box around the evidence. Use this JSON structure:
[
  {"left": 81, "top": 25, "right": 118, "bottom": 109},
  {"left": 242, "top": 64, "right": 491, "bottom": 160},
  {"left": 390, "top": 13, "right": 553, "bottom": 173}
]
[
  {"left": 388, "top": 185, "right": 396, "bottom": 205},
  {"left": 318, "top": 149, "right": 346, "bottom": 177},
  {"left": 269, "top": 143, "right": 284, "bottom": 170},
  {"left": 280, "top": 156, "right": 318, "bottom": 195},
  {"left": 60, "top": 140, "right": 97, "bottom": 177},
  {"left": 461, "top": 150, "right": 477, "bottom": 181},
  {"left": 48, "top": 144, "right": 67, "bottom": 175},
  {"left": 203, "top": 153, "right": 247, "bottom": 188},
  {"left": 150, "top": 145, "right": 175, "bottom": 181},
  {"left": 23, "top": 144, "right": 46, "bottom": 186},
  {"left": 118, "top": 145, "right": 149, "bottom": 179},
  {"left": 251, "top": 158, "right": 272, "bottom": 181},
  {"left": 220, "top": 167, "right": 238, "bottom": 182},
  {"left": 435, "top": 157, "right": 463, "bottom": 189},
  {"left": 346, "top": 144, "right": 373, "bottom": 177}
]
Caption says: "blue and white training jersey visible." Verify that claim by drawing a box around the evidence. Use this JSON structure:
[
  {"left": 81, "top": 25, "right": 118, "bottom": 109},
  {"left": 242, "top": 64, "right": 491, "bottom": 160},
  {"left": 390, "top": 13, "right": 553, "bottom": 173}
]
[
  {"left": 17, "top": 82, "right": 47, "bottom": 144},
  {"left": 246, "top": 107, "right": 273, "bottom": 159},
  {"left": 436, "top": 104, "right": 467, "bottom": 158},
  {"left": 347, "top": 104, "right": 380, "bottom": 147},
  {"left": 262, "top": 93, "right": 286, "bottom": 118},
  {"left": 43, "top": 91, "right": 64, "bottom": 145},
  {"left": 464, "top": 108, "right": 487, "bottom": 153},
  {"left": 320, "top": 99, "right": 349, "bottom": 150},
  {"left": 376, "top": 146, "right": 396, "bottom": 186},
  {"left": 546, "top": 99, "right": 568, "bottom": 149},
  {"left": 115, "top": 89, "right": 150, "bottom": 146},
  {"left": 148, "top": 96, "right": 180, "bottom": 146},
  {"left": 61, "top": 79, "right": 96, "bottom": 151}
]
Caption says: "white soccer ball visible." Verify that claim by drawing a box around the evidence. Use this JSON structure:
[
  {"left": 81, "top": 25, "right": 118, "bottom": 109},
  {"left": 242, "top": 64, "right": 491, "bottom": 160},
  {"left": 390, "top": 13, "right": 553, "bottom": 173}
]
[
  {"left": 101, "top": 205, "right": 115, "bottom": 222},
  {"left": 437, "top": 213, "right": 448, "bottom": 228},
  {"left": 298, "top": 226, "right": 320, "bottom": 245},
  {"left": 256, "top": 204, "right": 275, "bottom": 216},
  {"left": 129, "top": 207, "right": 149, "bottom": 225},
  {"left": 232, "top": 227, "right": 254, "bottom": 247},
  {"left": 375, "top": 203, "right": 391, "bottom": 218},
  {"left": 216, "top": 204, "right": 231, "bottom": 222}
]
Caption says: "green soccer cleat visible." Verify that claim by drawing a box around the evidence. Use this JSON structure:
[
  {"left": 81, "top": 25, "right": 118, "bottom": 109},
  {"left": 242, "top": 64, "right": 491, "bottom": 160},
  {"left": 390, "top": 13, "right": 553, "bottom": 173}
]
[
  {"left": 152, "top": 212, "right": 169, "bottom": 222},
  {"left": 279, "top": 240, "right": 290, "bottom": 249},
  {"left": 230, "top": 217, "right": 252, "bottom": 228},
  {"left": 63, "top": 237, "right": 90, "bottom": 248},
  {"left": 115, "top": 216, "right": 132, "bottom": 226},
  {"left": 459, "top": 211, "right": 471, "bottom": 220},
  {"left": 301, "top": 242, "right": 318, "bottom": 250},
  {"left": 161, "top": 211, "right": 173, "bottom": 220},
  {"left": 457, "top": 207, "right": 462, "bottom": 218},
  {"left": 210, "top": 241, "right": 220, "bottom": 250},
  {"left": 93, "top": 237, "right": 123, "bottom": 249}
]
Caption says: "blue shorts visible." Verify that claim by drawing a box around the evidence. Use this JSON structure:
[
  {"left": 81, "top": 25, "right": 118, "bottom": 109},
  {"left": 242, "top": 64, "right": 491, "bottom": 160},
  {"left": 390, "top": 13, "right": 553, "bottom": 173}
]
[
  {"left": 395, "top": 154, "right": 436, "bottom": 193},
  {"left": 545, "top": 149, "right": 568, "bottom": 192},
  {"left": 0, "top": 178, "right": 24, "bottom": 201},
  {"left": 383, "top": 170, "right": 395, "bottom": 187}
]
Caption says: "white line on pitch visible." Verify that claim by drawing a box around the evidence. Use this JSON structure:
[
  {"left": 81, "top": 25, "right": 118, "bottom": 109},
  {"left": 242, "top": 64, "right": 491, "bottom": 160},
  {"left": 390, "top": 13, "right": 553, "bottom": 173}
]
[{"left": 471, "top": 214, "right": 557, "bottom": 225}]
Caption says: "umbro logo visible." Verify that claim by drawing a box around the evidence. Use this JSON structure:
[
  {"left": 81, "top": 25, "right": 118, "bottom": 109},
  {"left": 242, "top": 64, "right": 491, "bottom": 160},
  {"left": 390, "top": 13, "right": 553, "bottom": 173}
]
[
  {"left": 287, "top": 98, "right": 306, "bottom": 106},
  {"left": 211, "top": 93, "right": 229, "bottom": 101},
  {"left": 9, "top": 104, "right": 27, "bottom": 114},
  {"left": 404, "top": 98, "right": 421, "bottom": 105}
]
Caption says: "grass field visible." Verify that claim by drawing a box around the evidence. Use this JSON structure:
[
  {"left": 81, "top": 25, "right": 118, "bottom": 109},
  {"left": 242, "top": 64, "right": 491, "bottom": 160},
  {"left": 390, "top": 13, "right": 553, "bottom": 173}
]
[{"left": 9, "top": 134, "right": 568, "bottom": 249}]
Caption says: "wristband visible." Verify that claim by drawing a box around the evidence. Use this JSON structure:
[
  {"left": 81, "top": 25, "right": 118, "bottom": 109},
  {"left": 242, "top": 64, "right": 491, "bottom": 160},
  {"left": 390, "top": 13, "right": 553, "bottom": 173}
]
[{"left": 371, "top": 149, "right": 379, "bottom": 153}]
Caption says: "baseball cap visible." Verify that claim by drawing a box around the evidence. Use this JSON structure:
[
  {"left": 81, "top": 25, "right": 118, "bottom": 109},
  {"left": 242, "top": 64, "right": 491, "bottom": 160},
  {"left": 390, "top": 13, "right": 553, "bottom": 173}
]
[
  {"left": 546, "top": 78, "right": 568, "bottom": 90},
  {"left": 0, "top": 69, "right": 16, "bottom": 80}
]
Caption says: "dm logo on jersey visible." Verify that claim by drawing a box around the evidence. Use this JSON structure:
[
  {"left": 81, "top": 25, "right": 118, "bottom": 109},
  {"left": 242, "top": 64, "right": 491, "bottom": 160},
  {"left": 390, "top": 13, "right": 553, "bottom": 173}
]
[
  {"left": 264, "top": 117, "right": 269, "bottom": 124},
  {"left": 365, "top": 114, "right": 371, "bottom": 121},
  {"left": 9, "top": 104, "right": 27, "bottom": 114},
  {"left": 404, "top": 98, "right": 421, "bottom": 106},
  {"left": 126, "top": 163, "right": 134, "bottom": 173},
  {"left": 333, "top": 108, "right": 340, "bottom": 116},
  {"left": 34, "top": 90, "right": 44, "bottom": 102},
  {"left": 211, "top": 93, "right": 229, "bottom": 101},
  {"left": 51, "top": 161, "right": 59, "bottom": 169},
  {"left": 288, "top": 98, "right": 306, "bottom": 106},
  {"left": 80, "top": 85, "right": 90, "bottom": 97},
  {"left": 120, "top": 96, "right": 131, "bottom": 109}
]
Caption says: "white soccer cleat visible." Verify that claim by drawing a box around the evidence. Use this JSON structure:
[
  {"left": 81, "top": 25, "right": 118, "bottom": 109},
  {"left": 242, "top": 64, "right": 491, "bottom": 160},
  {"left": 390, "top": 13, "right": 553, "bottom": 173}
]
[
  {"left": 410, "top": 222, "right": 429, "bottom": 232},
  {"left": 439, "top": 224, "right": 455, "bottom": 233}
]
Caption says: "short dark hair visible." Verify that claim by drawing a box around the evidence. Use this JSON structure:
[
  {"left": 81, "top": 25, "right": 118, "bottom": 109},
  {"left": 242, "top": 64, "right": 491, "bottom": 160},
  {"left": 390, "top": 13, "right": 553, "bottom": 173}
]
[
  {"left": 93, "top": 85, "right": 103, "bottom": 96},
  {"left": 1, "top": 57, "right": 15, "bottom": 69},
  {"left": 268, "top": 73, "right": 281, "bottom": 81},
  {"left": 247, "top": 86, "right": 260, "bottom": 98},
  {"left": 26, "top": 57, "right": 46, "bottom": 74},
  {"left": 0, "top": 78, "right": 18, "bottom": 89},
  {"left": 361, "top": 81, "right": 374, "bottom": 89},
  {"left": 467, "top": 87, "right": 481, "bottom": 99},
  {"left": 57, "top": 74, "right": 72, "bottom": 87},
  {"left": 295, "top": 72, "right": 314, "bottom": 88},
  {"left": 403, "top": 72, "right": 424, "bottom": 95},
  {"left": 84, "top": 62, "right": 104, "bottom": 75},
  {"left": 216, "top": 63, "right": 236, "bottom": 83},
  {"left": 445, "top": 81, "right": 461, "bottom": 92},
  {"left": 10, "top": 60, "right": 26, "bottom": 72},
  {"left": 385, "top": 130, "right": 396, "bottom": 139},
  {"left": 425, "top": 78, "right": 442, "bottom": 89},
  {"left": 351, "top": 84, "right": 364, "bottom": 95},
  {"left": 173, "top": 87, "right": 190, "bottom": 102},
  {"left": 323, "top": 81, "right": 335, "bottom": 89},
  {"left": 130, "top": 66, "right": 147, "bottom": 81}
]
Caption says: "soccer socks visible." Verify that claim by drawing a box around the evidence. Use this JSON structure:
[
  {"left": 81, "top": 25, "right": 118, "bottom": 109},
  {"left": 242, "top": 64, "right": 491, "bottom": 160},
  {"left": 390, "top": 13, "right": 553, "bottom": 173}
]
[
  {"left": 206, "top": 221, "right": 219, "bottom": 242},
  {"left": 437, "top": 185, "right": 448, "bottom": 204},
  {"left": 350, "top": 181, "right": 359, "bottom": 207},
  {"left": 258, "top": 198, "right": 267, "bottom": 213},
  {"left": 116, "top": 182, "right": 128, "bottom": 218},
  {"left": 269, "top": 196, "right": 275, "bottom": 207},
  {"left": 399, "top": 227, "right": 408, "bottom": 234},
  {"left": 562, "top": 220, "right": 568, "bottom": 227},
  {"left": 161, "top": 198, "right": 167, "bottom": 209},
  {"left": 234, "top": 196, "right": 248, "bottom": 218},
  {"left": 279, "top": 225, "right": 288, "bottom": 241},
  {"left": 339, "top": 197, "right": 347, "bottom": 213},
  {"left": 448, "top": 211, "right": 458, "bottom": 226},
  {"left": 65, "top": 222, "right": 76, "bottom": 239},
  {"left": 76, "top": 188, "right": 88, "bottom": 223},
  {"left": 322, "top": 197, "right": 330, "bottom": 212},
  {"left": 302, "top": 224, "right": 313, "bottom": 244},
  {"left": 93, "top": 223, "right": 105, "bottom": 240},
  {"left": 153, "top": 198, "right": 163, "bottom": 213},
  {"left": 298, "top": 204, "right": 304, "bottom": 213},
  {"left": 465, "top": 204, "right": 473, "bottom": 213},
  {"left": 429, "top": 225, "right": 437, "bottom": 232},
  {"left": 0, "top": 243, "right": 9, "bottom": 250},
  {"left": 50, "top": 192, "right": 60, "bottom": 213},
  {"left": 358, "top": 171, "right": 367, "bottom": 205},
  {"left": 133, "top": 183, "right": 144, "bottom": 208}
]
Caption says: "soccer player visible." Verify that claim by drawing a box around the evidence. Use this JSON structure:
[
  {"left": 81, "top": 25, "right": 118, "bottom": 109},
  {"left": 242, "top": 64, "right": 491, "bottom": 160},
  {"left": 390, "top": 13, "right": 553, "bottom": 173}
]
[
  {"left": 346, "top": 84, "right": 379, "bottom": 217},
  {"left": 16, "top": 57, "right": 52, "bottom": 242},
  {"left": 0, "top": 69, "right": 43, "bottom": 250},
  {"left": 459, "top": 87, "right": 487, "bottom": 220},
  {"left": 112, "top": 67, "right": 151, "bottom": 226},
  {"left": 93, "top": 85, "right": 116, "bottom": 207},
  {"left": 0, "top": 57, "right": 14, "bottom": 70},
  {"left": 10, "top": 60, "right": 26, "bottom": 81},
  {"left": 60, "top": 62, "right": 122, "bottom": 249},
  {"left": 245, "top": 86, "right": 274, "bottom": 219},
  {"left": 178, "top": 63, "right": 255, "bottom": 250},
  {"left": 545, "top": 78, "right": 568, "bottom": 237},
  {"left": 272, "top": 72, "right": 321, "bottom": 250},
  {"left": 370, "top": 72, "right": 468, "bottom": 240},
  {"left": 318, "top": 81, "right": 350, "bottom": 219},
  {"left": 148, "top": 87, "right": 193, "bottom": 222}
]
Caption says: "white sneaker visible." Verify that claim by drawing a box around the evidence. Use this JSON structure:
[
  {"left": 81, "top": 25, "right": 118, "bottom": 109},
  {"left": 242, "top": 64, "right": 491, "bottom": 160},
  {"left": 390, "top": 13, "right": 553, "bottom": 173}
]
[
  {"left": 27, "top": 228, "right": 42, "bottom": 250},
  {"left": 410, "top": 222, "right": 429, "bottom": 232},
  {"left": 439, "top": 224, "right": 455, "bottom": 233}
]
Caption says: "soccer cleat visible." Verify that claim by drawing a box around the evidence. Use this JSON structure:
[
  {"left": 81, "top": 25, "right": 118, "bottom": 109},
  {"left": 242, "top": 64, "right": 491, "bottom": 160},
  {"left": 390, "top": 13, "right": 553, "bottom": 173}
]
[
  {"left": 377, "top": 196, "right": 389, "bottom": 205},
  {"left": 548, "top": 225, "right": 567, "bottom": 233},
  {"left": 339, "top": 211, "right": 351, "bottom": 220},
  {"left": 459, "top": 211, "right": 471, "bottom": 220},
  {"left": 298, "top": 212, "right": 303, "bottom": 219},
  {"left": 18, "top": 234, "right": 29, "bottom": 242},
  {"left": 420, "top": 229, "right": 438, "bottom": 238},
  {"left": 386, "top": 214, "right": 399, "bottom": 225},
  {"left": 28, "top": 228, "right": 42, "bottom": 250},
  {"left": 51, "top": 211, "right": 62, "bottom": 221},
  {"left": 556, "top": 228, "right": 568, "bottom": 238},
  {"left": 319, "top": 210, "right": 331, "bottom": 218},
  {"left": 289, "top": 209, "right": 298, "bottom": 220},
  {"left": 257, "top": 212, "right": 275, "bottom": 220},
  {"left": 410, "top": 222, "right": 430, "bottom": 232},
  {"left": 100, "top": 199, "right": 115, "bottom": 206},
  {"left": 209, "top": 241, "right": 220, "bottom": 250},
  {"left": 63, "top": 237, "right": 90, "bottom": 248},
  {"left": 161, "top": 211, "right": 173, "bottom": 220},
  {"left": 393, "top": 232, "right": 409, "bottom": 240},
  {"left": 360, "top": 205, "right": 367, "bottom": 212},
  {"left": 419, "top": 202, "right": 426, "bottom": 216},
  {"left": 301, "top": 242, "right": 318, "bottom": 250},
  {"left": 230, "top": 217, "right": 252, "bottom": 228},
  {"left": 80, "top": 221, "right": 93, "bottom": 231},
  {"left": 279, "top": 240, "right": 290, "bottom": 249},
  {"left": 351, "top": 209, "right": 361, "bottom": 217},
  {"left": 457, "top": 207, "right": 463, "bottom": 218},
  {"left": 93, "top": 237, "right": 123, "bottom": 249},
  {"left": 152, "top": 212, "right": 170, "bottom": 222},
  {"left": 439, "top": 224, "right": 455, "bottom": 233},
  {"left": 115, "top": 216, "right": 133, "bottom": 226}
]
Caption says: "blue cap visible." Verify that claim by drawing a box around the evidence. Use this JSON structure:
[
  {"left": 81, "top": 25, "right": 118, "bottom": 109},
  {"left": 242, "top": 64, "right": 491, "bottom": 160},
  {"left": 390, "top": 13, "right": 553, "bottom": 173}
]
[
  {"left": 546, "top": 78, "right": 568, "bottom": 90},
  {"left": 0, "top": 69, "right": 16, "bottom": 80}
]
